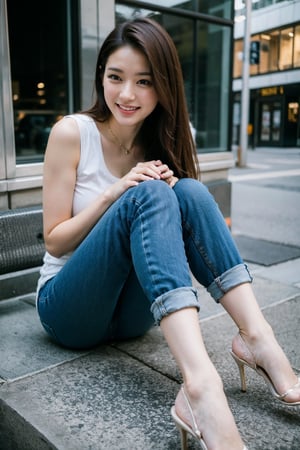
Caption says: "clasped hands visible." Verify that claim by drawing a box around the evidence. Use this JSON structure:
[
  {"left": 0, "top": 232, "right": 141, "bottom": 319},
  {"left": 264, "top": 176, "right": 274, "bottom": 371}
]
[
  {"left": 109, "top": 160, "right": 179, "bottom": 201},
  {"left": 132, "top": 160, "right": 178, "bottom": 188}
]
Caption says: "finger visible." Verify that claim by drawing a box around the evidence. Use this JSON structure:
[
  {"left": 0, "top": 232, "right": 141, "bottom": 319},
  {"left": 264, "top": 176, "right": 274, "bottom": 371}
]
[
  {"left": 158, "top": 164, "right": 172, "bottom": 174},
  {"left": 160, "top": 169, "right": 174, "bottom": 179},
  {"left": 169, "top": 177, "right": 179, "bottom": 188},
  {"left": 129, "top": 172, "right": 158, "bottom": 183},
  {"left": 133, "top": 165, "right": 161, "bottom": 179}
]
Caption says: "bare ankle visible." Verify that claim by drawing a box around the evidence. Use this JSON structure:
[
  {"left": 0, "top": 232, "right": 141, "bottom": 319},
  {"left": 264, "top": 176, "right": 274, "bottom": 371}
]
[
  {"left": 184, "top": 371, "right": 224, "bottom": 401},
  {"left": 240, "top": 320, "right": 274, "bottom": 344}
]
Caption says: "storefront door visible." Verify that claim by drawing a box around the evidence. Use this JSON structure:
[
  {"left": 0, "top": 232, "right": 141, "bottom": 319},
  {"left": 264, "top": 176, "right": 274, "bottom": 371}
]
[{"left": 258, "top": 101, "right": 282, "bottom": 146}]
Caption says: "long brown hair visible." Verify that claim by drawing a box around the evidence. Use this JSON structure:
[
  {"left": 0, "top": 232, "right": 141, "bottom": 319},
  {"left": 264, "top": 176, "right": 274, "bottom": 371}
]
[{"left": 84, "top": 17, "right": 200, "bottom": 179}]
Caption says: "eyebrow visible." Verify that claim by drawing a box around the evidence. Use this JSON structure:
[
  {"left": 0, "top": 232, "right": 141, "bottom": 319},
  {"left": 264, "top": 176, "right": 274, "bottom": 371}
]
[{"left": 107, "top": 67, "right": 152, "bottom": 76}]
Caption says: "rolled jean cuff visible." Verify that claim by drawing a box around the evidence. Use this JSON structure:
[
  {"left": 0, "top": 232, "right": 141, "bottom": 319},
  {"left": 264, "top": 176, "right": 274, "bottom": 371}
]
[
  {"left": 207, "top": 263, "right": 253, "bottom": 303},
  {"left": 150, "top": 286, "right": 199, "bottom": 325}
]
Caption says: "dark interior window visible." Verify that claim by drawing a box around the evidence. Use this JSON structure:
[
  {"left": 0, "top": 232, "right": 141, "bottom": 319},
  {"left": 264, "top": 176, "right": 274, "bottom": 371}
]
[{"left": 7, "top": 0, "right": 79, "bottom": 163}]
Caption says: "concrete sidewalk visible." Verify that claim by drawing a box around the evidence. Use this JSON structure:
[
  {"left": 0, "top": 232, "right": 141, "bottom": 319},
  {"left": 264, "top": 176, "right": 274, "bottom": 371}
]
[{"left": 1, "top": 255, "right": 300, "bottom": 450}]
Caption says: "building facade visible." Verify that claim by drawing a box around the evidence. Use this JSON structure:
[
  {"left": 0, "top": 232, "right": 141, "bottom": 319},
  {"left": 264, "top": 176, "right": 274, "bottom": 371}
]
[
  {"left": 0, "top": 0, "right": 235, "bottom": 214},
  {"left": 233, "top": 0, "right": 300, "bottom": 148}
]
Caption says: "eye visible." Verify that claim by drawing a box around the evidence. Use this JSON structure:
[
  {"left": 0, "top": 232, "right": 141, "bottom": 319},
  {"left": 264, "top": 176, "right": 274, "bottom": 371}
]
[
  {"left": 107, "top": 74, "right": 121, "bottom": 81},
  {"left": 138, "top": 79, "right": 153, "bottom": 86}
]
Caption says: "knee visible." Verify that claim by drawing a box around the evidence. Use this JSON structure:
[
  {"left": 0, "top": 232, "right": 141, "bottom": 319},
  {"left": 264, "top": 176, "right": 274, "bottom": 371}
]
[
  {"left": 174, "top": 178, "right": 215, "bottom": 208},
  {"left": 137, "top": 179, "right": 173, "bottom": 194},
  {"left": 134, "top": 180, "right": 177, "bottom": 205}
]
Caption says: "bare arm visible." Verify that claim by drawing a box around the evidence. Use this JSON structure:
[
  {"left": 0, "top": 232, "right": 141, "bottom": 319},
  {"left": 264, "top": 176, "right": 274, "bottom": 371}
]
[{"left": 43, "top": 118, "right": 116, "bottom": 257}]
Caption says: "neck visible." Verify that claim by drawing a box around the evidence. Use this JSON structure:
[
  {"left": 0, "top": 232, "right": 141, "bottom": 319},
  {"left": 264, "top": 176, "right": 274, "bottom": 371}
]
[{"left": 107, "top": 120, "right": 139, "bottom": 156}]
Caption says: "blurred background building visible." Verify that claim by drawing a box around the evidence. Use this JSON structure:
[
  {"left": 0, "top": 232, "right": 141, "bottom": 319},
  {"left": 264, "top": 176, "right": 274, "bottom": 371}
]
[{"left": 233, "top": 0, "right": 300, "bottom": 149}]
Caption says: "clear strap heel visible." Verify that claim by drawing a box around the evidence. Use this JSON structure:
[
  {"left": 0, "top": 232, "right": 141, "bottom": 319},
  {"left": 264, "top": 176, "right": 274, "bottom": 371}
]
[
  {"left": 171, "top": 385, "right": 207, "bottom": 450},
  {"left": 171, "top": 385, "right": 249, "bottom": 449},
  {"left": 230, "top": 333, "right": 300, "bottom": 406}
]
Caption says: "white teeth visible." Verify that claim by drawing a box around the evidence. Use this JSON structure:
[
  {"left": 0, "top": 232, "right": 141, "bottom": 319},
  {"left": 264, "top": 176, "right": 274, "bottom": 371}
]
[{"left": 119, "top": 105, "right": 138, "bottom": 111}]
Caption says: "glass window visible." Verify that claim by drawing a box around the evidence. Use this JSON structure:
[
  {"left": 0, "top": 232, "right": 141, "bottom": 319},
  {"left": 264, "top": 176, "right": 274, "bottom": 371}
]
[
  {"left": 268, "top": 30, "right": 280, "bottom": 72},
  {"left": 259, "top": 33, "right": 272, "bottom": 73},
  {"left": 259, "top": 101, "right": 282, "bottom": 144},
  {"left": 196, "top": 22, "right": 231, "bottom": 151},
  {"left": 197, "top": 0, "right": 232, "bottom": 19},
  {"left": 233, "top": 39, "right": 243, "bottom": 78},
  {"left": 7, "top": 0, "right": 78, "bottom": 164},
  {"left": 234, "top": 24, "right": 300, "bottom": 77},
  {"left": 288, "top": 102, "right": 299, "bottom": 123},
  {"left": 279, "top": 27, "right": 294, "bottom": 70},
  {"left": 133, "top": 1, "right": 196, "bottom": 11},
  {"left": 249, "top": 35, "right": 259, "bottom": 75},
  {"left": 252, "top": 0, "right": 286, "bottom": 11},
  {"left": 233, "top": 36, "right": 260, "bottom": 78},
  {"left": 293, "top": 25, "right": 300, "bottom": 67},
  {"left": 272, "top": 103, "right": 281, "bottom": 141},
  {"left": 125, "top": 1, "right": 232, "bottom": 18},
  {"left": 261, "top": 103, "right": 271, "bottom": 141}
]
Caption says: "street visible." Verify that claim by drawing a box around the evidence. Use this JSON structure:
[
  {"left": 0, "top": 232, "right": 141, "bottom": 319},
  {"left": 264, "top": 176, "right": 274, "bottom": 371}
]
[{"left": 229, "top": 147, "right": 300, "bottom": 248}]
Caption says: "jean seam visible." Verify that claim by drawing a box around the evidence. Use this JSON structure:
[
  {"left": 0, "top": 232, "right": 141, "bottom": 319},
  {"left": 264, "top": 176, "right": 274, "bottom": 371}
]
[
  {"left": 127, "top": 192, "right": 171, "bottom": 297},
  {"left": 128, "top": 195, "right": 166, "bottom": 300},
  {"left": 182, "top": 218, "right": 220, "bottom": 280}
]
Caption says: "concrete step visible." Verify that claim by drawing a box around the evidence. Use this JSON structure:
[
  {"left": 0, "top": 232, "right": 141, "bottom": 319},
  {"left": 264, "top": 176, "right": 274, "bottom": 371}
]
[{"left": 1, "top": 271, "right": 300, "bottom": 449}]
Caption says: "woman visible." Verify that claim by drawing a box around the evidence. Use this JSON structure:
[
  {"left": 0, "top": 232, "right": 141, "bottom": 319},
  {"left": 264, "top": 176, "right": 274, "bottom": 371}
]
[{"left": 37, "top": 17, "right": 299, "bottom": 450}]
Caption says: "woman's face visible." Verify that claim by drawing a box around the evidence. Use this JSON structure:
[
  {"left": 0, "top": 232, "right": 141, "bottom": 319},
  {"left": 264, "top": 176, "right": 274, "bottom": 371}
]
[{"left": 102, "top": 45, "right": 158, "bottom": 127}]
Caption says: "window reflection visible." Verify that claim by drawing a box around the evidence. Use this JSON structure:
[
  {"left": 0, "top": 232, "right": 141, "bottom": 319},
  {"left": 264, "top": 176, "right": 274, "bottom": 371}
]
[
  {"left": 294, "top": 25, "right": 300, "bottom": 67},
  {"left": 260, "top": 101, "right": 282, "bottom": 144},
  {"left": 7, "top": 0, "right": 71, "bottom": 163},
  {"left": 14, "top": 111, "right": 63, "bottom": 163},
  {"left": 269, "top": 30, "right": 280, "bottom": 72},
  {"left": 279, "top": 28, "right": 293, "bottom": 70},
  {"left": 196, "top": 22, "right": 231, "bottom": 151},
  {"left": 288, "top": 102, "right": 299, "bottom": 123},
  {"left": 125, "top": 1, "right": 232, "bottom": 18},
  {"left": 259, "top": 33, "right": 271, "bottom": 73},
  {"left": 197, "top": 0, "right": 232, "bottom": 19},
  {"left": 233, "top": 25, "right": 300, "bottom": 77},
  {"left": 249, "top": 37, "right": 259, "bottom": 75}
]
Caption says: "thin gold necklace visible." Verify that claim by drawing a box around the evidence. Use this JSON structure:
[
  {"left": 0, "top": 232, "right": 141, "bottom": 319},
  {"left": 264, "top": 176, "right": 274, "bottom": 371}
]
[{"left": 108, "top": 123, "right": 133, "bottom": 155}]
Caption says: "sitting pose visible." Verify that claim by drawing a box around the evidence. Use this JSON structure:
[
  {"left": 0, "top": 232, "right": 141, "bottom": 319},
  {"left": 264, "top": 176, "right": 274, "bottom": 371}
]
[{"left": 36, "top": 17, "right": 300, "bottom": 450}]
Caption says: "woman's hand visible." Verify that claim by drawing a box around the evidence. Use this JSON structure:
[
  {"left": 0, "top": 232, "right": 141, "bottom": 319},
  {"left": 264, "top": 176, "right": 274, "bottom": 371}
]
[
  {"left": 143, "top": 159, "right": 179, "bottom": 188},
  {"left": 155, "top": 161, "right": 179, "bottom": 188},
  {"left": 106, "top": 160, "right": 177, "bottom": 200}
]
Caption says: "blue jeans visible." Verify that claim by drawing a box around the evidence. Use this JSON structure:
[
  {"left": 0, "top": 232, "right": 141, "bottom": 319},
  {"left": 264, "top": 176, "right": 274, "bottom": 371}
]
[{"left": 37, "top": 179, "right": 252, "bottom": 349}]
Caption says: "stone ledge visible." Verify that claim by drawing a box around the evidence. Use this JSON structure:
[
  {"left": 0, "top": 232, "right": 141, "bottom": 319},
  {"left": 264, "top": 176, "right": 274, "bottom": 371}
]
[{"left": 0, "top": 295, "right": 299, "bottom": 450}]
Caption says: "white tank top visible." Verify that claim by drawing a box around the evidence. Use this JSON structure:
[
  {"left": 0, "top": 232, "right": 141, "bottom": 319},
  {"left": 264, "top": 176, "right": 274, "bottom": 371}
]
[{"left": 37, "top": 113, "right": 118, "bottom": 295}]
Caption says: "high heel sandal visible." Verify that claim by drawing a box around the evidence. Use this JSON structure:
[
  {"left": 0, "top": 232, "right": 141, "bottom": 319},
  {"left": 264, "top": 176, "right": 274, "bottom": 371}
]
[
  {"left": 171, "top": 386, "right": 207, "bottom": 450},
  {"left": 171, "top": 385, "right": 248, "bottom": 450},
  {"left": 230, "top": 333, "right": 300, "bottom": 406}
]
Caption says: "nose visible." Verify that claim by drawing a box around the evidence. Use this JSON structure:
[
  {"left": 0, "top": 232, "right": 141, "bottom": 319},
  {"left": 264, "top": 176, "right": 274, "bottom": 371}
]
[{"left": 119, "top": 81, "right": 136, "bottom": 101}]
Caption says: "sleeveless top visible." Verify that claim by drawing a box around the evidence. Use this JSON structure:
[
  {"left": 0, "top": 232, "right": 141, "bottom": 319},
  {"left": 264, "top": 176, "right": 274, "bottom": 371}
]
[{"left": 36, "top": 114, "right": 119, "bottom": 295}]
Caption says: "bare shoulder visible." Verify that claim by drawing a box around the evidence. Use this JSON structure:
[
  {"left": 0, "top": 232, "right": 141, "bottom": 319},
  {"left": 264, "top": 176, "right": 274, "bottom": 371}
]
[
  {"left": 48, "top": 115, "right": 81, "bottom": 145},
  {"left": 44, "top": 115, "right": 83, "bottom": 168}
]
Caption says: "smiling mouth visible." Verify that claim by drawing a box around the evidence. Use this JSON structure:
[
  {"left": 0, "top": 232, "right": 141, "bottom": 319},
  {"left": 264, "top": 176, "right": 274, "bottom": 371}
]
[{"left": 117, "top": 104, "right": 140, "bottom": 111}]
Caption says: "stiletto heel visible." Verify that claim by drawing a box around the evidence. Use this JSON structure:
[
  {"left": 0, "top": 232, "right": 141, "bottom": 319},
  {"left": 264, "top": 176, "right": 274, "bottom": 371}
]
[
  {"left": 231, "top": 351, "right": 248, "bottom": 392},
  {"left": 231, "top": 333, "right": 300, "bottom": 406},
  {"left": 171, "top": 385, "right": 208, "bottom": 450},
  {"left": 175, "top": 421, "right": 188, "bottom": 450}
]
